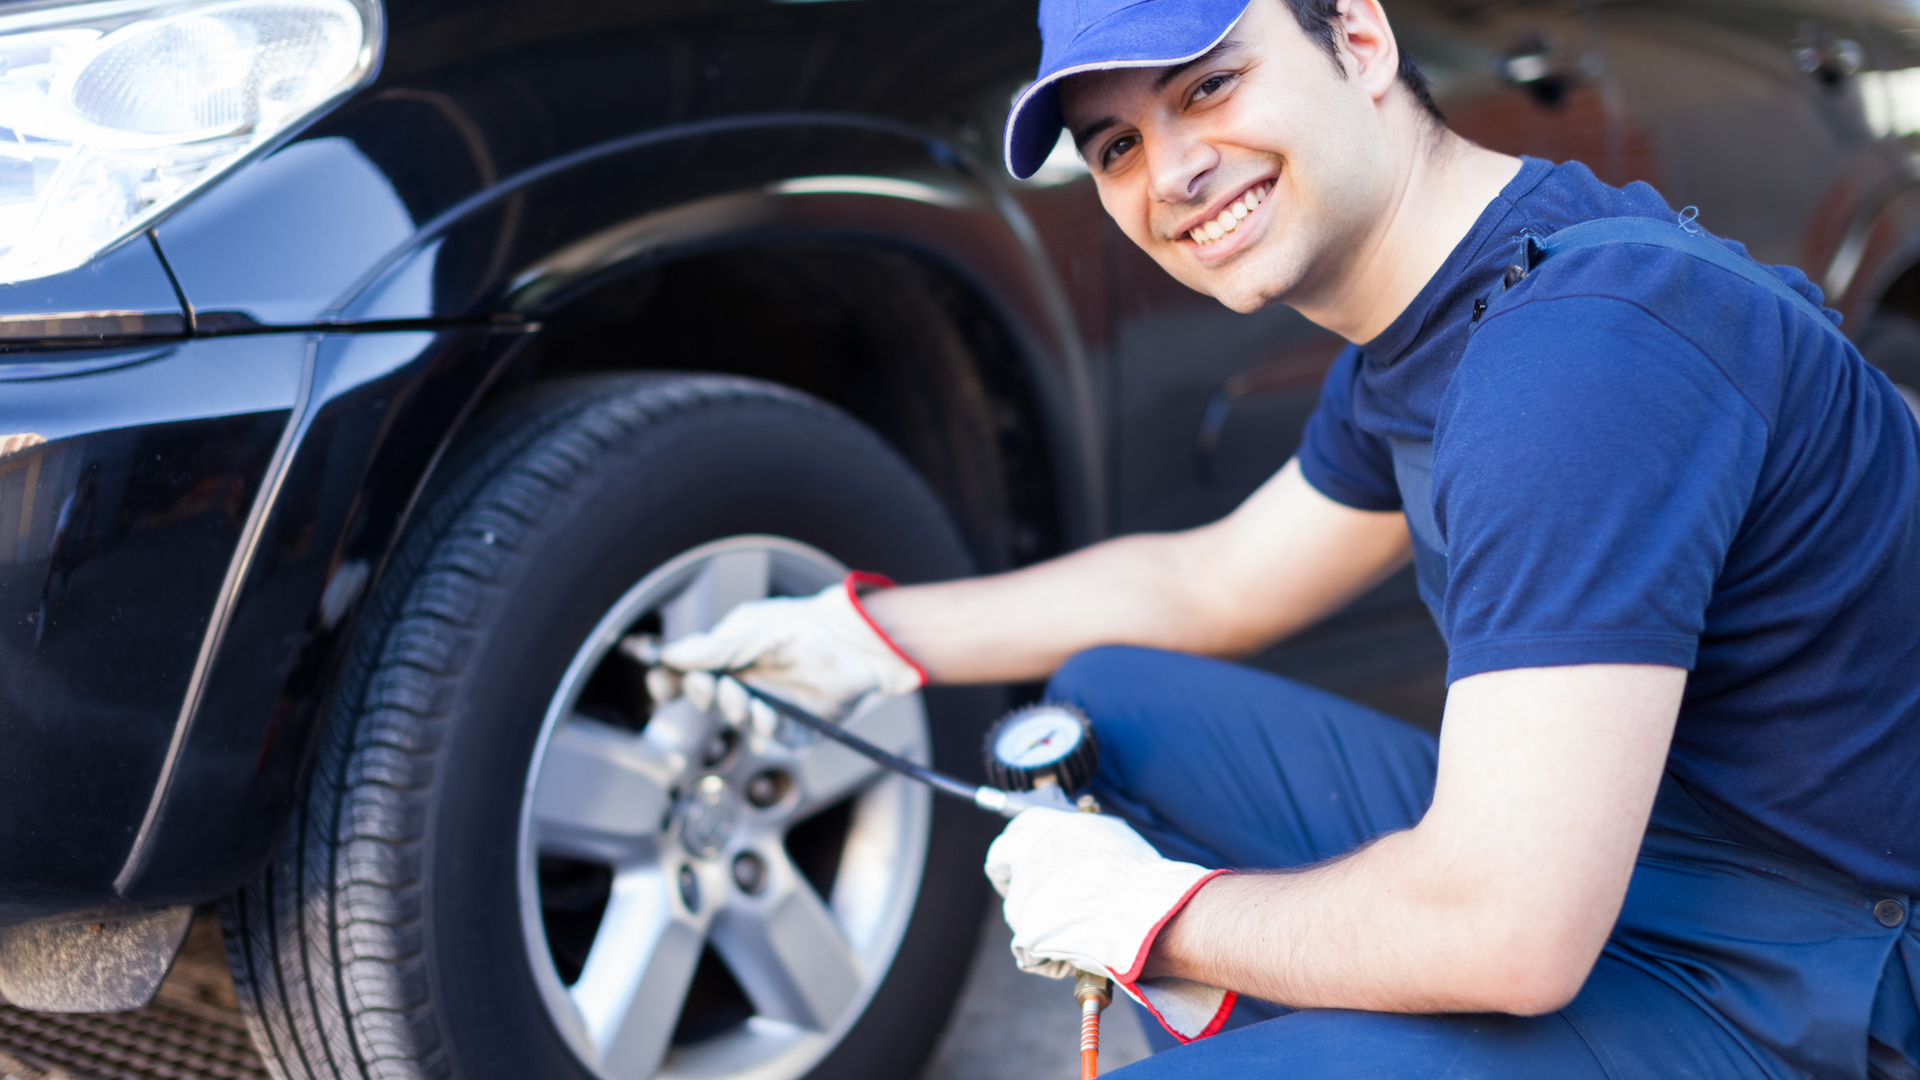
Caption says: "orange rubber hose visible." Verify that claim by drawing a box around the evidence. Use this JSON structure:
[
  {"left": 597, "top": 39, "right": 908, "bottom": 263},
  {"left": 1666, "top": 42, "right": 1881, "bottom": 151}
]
[{"left": 1080, "top": 997, "right": 1101, "bottom": 1079}]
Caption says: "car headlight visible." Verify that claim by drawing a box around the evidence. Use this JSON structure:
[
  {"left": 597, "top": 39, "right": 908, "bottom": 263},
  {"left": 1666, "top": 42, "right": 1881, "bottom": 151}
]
[{"left": 0, "top": 0, "right": 382, "bottom": 286}]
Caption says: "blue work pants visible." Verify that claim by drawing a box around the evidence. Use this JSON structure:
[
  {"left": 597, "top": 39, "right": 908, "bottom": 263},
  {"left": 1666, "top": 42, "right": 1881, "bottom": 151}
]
[{"left": 1046, "top": 646, "right": 1918, "bottom": 1079}]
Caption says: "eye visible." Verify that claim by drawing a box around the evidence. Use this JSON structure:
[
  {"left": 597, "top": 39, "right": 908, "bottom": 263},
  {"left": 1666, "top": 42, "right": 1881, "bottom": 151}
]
[
  {"left": 1100, "top": 134, "right": 1139, "bottom": 168},
  {"left": 1191, "top": 73, "right": 1235, "bottom": 103}
]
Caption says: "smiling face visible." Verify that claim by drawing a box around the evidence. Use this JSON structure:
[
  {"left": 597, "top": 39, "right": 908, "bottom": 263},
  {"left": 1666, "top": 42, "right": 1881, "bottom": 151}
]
[{"left": 1059, "top": 0, "right": 1404, "bottom": 315}]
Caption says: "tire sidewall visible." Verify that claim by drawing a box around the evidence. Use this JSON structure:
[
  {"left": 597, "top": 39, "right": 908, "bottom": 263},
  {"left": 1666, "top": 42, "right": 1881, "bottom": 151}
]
[{"left": 411, "top": 383, "right": 994, "bottom": 1079}]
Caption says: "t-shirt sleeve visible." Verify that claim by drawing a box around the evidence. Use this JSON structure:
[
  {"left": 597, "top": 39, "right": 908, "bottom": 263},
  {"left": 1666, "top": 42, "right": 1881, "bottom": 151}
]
[
  {"left": 1436, "top": 293, "right": 1768, "bottom": 683},
  {"left": 1298, "top": 344, "right": 1401, "bottom": 511}
]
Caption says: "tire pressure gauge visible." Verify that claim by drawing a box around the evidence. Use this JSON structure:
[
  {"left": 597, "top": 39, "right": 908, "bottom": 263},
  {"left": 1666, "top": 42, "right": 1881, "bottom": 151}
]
[{"left": 984, "top": 704, "right": 1099, "bottom": 792}]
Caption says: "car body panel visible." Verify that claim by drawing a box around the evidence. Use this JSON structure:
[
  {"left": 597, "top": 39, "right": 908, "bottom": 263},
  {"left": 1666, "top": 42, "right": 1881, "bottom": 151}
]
[
  {"left": 115, "top": 327, "right": 532, "bottom": 903},
  {"left": 156, "top": 138, "right": 421, "bottom": 330},
  {"left": 0, "top": 237, "right": 186, "bottom": 343},
  {"left": 0, "top": 338, "right": 304, "bottom": 920}
]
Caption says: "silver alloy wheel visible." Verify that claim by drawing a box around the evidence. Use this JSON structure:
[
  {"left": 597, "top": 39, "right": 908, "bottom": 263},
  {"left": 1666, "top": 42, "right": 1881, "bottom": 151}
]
[{"left": 517, "top": 536, "right": 933, "bottom": 1080}]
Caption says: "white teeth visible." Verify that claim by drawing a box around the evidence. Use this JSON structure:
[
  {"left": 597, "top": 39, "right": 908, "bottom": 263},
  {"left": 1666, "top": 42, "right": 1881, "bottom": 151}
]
[{"left": 1190, "top": 183, "right": 1273, "bottom": 245}]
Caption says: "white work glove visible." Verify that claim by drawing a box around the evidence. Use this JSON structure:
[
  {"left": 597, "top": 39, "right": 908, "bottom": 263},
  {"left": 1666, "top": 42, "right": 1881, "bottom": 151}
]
[
  {"left": 985, "top": 807, "right": 1237, "bottom": 1043},
  {"left": 657, "top": 572, "right": 924, "bottom": 735}
]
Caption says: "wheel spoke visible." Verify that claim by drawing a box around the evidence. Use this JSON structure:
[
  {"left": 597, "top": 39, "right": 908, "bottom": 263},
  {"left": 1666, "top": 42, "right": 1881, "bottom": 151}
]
[
  {"left": 660, "top": 547, "right": 771, "bottom": 639},
  {"left": 570, "top": 865, "right": 709, "bottom": 1080},
  {"left": 534, "top": 717, "right": 682, "bottom": 863},
  {"left": 791, "top": 695, "right": 926, "bottom": 820},
  {"left": 710, "top": 850, "right": 863, "bottom": 1031}
]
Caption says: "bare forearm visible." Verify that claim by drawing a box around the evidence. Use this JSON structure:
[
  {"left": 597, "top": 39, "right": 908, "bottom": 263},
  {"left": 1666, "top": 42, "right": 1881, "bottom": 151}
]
[
  {"left": 864, "top": 532, "right": 1230, "bottom": 684},
  {"left": 863, "top": 461, "right": 1411, "bottom": 684},
  {"left": 1143, "top": 665, "right": 1686, "bottom": 1015},
  {"left": 1143, "top": 830, "right": 1583, "bottom": 1014}
]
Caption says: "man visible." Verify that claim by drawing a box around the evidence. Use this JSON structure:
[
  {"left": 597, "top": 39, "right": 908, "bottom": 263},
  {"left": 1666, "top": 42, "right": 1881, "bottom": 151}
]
[{"left": 660, "top": 0, "right": 1920, "bottom": 1074}]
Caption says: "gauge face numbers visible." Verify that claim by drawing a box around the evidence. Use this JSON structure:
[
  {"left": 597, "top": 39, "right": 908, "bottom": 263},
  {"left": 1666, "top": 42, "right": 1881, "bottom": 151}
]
[{"left": 992, "top": 706, "right": 1086, "bottom": 770}]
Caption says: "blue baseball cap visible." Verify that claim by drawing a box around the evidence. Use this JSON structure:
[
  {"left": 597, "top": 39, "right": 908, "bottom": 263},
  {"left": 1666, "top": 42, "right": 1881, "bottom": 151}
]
[{"left": 1005, "top": 0, "right": 1253, "bottom": 179}]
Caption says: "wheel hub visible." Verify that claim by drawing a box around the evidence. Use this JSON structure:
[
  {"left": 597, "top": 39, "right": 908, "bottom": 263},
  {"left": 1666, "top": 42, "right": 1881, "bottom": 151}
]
[{"left": 679, "top": 774, "right": 740, "bottom": 859}]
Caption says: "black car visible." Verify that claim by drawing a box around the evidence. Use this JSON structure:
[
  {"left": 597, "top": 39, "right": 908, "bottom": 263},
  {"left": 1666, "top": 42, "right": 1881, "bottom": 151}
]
[{"left": 1, "top": 1, "right": 1917, "bottom": 1078}]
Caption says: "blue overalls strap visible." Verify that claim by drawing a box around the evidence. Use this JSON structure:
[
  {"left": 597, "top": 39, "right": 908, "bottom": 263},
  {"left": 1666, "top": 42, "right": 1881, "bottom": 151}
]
[{"left": 1472, "top": 215, "right": 1843, "bottom": 338}]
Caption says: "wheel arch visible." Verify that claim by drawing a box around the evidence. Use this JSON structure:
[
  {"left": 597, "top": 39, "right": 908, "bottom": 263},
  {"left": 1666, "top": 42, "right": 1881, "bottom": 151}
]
[
  {"left": 484, "top": 239, "right": 1064, "bottom": 575},
  {"left": 332, "top": 115, "right": 1105, "bottom": 554}
]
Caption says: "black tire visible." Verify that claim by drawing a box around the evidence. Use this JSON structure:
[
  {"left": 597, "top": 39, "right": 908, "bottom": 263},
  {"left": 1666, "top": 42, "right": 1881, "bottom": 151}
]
[{"left": 223, "top": 374, "right": 997, "bottom": 1080}]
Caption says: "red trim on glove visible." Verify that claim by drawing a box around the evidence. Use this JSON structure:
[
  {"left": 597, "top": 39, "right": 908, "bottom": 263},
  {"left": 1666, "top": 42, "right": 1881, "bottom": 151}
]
[
  {"left": 1106, "top": 868, "right": 1237, "bottom": 1043},
  {"left": 1191, "top": 990, "right": 1237, "bottom": 1041},
  {"left": 1111, "top": 867, "right": 1231, "bottom": 984},
  {"left": 844, "top": 571, "right": 928, "bottom": 687},
  {"left": 1115, "top": 982, "right": 1238, "bottom": 1045}
]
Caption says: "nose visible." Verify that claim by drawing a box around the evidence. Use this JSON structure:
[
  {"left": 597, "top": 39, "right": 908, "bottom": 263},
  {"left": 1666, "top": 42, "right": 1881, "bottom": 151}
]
[{"left": 1144, "top": 122, "right": 1219, "bottom": 210}]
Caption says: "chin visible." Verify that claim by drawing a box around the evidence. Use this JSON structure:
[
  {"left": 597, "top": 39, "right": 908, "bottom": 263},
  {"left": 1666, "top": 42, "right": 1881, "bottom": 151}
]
[
  {"left": 1212, "top": 250, "right": 1311, "bottom": 314},
  {"left": 1192, "top": 268, "right": 1284, "bottom": 314},
  {"left": 1156, "top": 244, "right": 1293, "bottom": 313},
  {"left": 1214, "top": 288, "right": 1271, "bottom": 314}
]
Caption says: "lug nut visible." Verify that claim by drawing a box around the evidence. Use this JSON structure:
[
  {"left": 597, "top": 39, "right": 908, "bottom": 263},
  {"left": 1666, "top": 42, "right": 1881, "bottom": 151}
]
[
  {"left": 732, "top": 852, "right": 767, "bottom": 894},
  {"left": 702, "top": 729, "right": 737, "bottom": 768},
  {"left": 677, "top": 865, "right": 701, "bottom": 912},
  {"left": 746, "top": 770, "right": 790, "bottom": 808}
]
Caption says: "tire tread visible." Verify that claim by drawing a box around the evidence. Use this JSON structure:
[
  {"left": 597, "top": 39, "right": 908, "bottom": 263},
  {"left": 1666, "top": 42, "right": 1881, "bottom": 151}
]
[{"left": 225, "top": 376, "right": 824, "bottom": 1080}]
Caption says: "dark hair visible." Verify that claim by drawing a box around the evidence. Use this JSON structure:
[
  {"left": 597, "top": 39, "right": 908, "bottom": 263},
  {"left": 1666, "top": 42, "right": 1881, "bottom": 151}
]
[{"left": 1282, "top": 0, "right": 1446, "bottom": 123}]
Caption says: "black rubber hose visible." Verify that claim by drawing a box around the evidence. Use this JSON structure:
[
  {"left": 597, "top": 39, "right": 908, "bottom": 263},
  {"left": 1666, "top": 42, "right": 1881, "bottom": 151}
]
[{"left": 738, "top": 683, "right": 987, "bottom": 804}]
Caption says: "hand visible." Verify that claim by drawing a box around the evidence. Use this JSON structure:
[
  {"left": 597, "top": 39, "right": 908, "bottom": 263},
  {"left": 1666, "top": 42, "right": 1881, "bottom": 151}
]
[
  {"left": 984, "top": 808, "right": 1237, "bottom": 1042},
  {"left": 657, "top": 573, "right": 924, "bottom": 734}
]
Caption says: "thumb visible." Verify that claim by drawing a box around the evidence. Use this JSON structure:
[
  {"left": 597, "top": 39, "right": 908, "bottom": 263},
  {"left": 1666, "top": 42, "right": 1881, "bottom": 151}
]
[{"left": 983, "top": 831, "right": 1024, "bottom": 897}]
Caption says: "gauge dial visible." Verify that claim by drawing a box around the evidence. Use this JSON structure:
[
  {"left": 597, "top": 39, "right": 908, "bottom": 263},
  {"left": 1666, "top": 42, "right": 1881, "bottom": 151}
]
[
  {"left": 992, "top": 708, "right": 1084, "bottom": 768},
  {"left": 983, "top": 704, "right": 1099, "bottom": 792}
]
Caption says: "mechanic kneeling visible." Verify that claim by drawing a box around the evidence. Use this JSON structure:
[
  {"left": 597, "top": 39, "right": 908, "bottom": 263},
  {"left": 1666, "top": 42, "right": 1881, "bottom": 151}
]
[{"left": 657, "top": 0, "right": 1920, "bottom": 1074}]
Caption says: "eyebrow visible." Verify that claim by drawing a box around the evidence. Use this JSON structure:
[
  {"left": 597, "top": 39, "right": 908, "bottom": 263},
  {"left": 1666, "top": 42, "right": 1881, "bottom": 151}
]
[
  {"left": 1073, "top": 117, "right": 1119, "bottom": 151},
  {"left": 1152, "top": 38, "right": 1243, "bottom": 92},
  {"left": 1072, "top": 39, "right": 1246, "bottom": 152}
]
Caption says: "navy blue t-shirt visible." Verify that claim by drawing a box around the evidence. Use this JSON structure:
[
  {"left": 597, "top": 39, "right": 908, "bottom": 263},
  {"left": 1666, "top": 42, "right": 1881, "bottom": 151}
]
[{"left": 1298, "top": 157, "right": 1920, "bottom": 893}]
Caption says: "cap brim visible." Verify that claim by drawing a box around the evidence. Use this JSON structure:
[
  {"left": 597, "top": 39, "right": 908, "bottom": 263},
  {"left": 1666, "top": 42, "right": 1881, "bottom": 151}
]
[{"left": 1005, "top": 0, "right": 1252, "bottom": 179}]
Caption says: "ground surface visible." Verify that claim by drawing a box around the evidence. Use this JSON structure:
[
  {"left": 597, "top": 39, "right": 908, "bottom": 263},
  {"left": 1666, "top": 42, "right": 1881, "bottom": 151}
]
[
  {"left": 920, "top": 907, "right": 1154, "bottom": 1080},
  {"left": 0, "top": 918, "right": 262, "bottom": 1080},
  {"left": 0, "top": 907, "right": 1153, "bottom": 1080}
]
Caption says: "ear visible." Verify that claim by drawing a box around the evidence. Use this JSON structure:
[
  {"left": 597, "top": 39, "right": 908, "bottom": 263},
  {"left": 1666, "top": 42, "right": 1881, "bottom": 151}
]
[{"left": 1336, "top": 0, "right": 1401, "bottom": 103}]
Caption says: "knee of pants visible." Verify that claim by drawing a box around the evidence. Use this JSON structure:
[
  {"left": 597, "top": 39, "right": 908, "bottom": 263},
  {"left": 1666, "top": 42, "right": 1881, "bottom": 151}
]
[
  {"left": 1042, "top": 645, "right": 1440, "bottom": 870},
  {"left": 1045, "top": 644, "right": 1157, "bottom": 709},
  {"left": 1042, "top": 645, "right": 1198, "bottom": 791}
]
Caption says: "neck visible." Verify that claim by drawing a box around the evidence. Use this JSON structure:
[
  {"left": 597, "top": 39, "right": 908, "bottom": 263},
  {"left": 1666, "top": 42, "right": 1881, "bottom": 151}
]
[{"left": 1297, "top": 114, "right": 1522, "bottom": 344}]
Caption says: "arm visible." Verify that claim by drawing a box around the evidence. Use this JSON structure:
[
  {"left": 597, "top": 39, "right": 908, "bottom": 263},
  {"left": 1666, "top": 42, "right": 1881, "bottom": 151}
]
[
  {"left": 1142, "top": 662, "right": 1684, "bottom": 1015},
  {"left": 866, "top": 458, "right": 1410, "bottom": 685}
]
